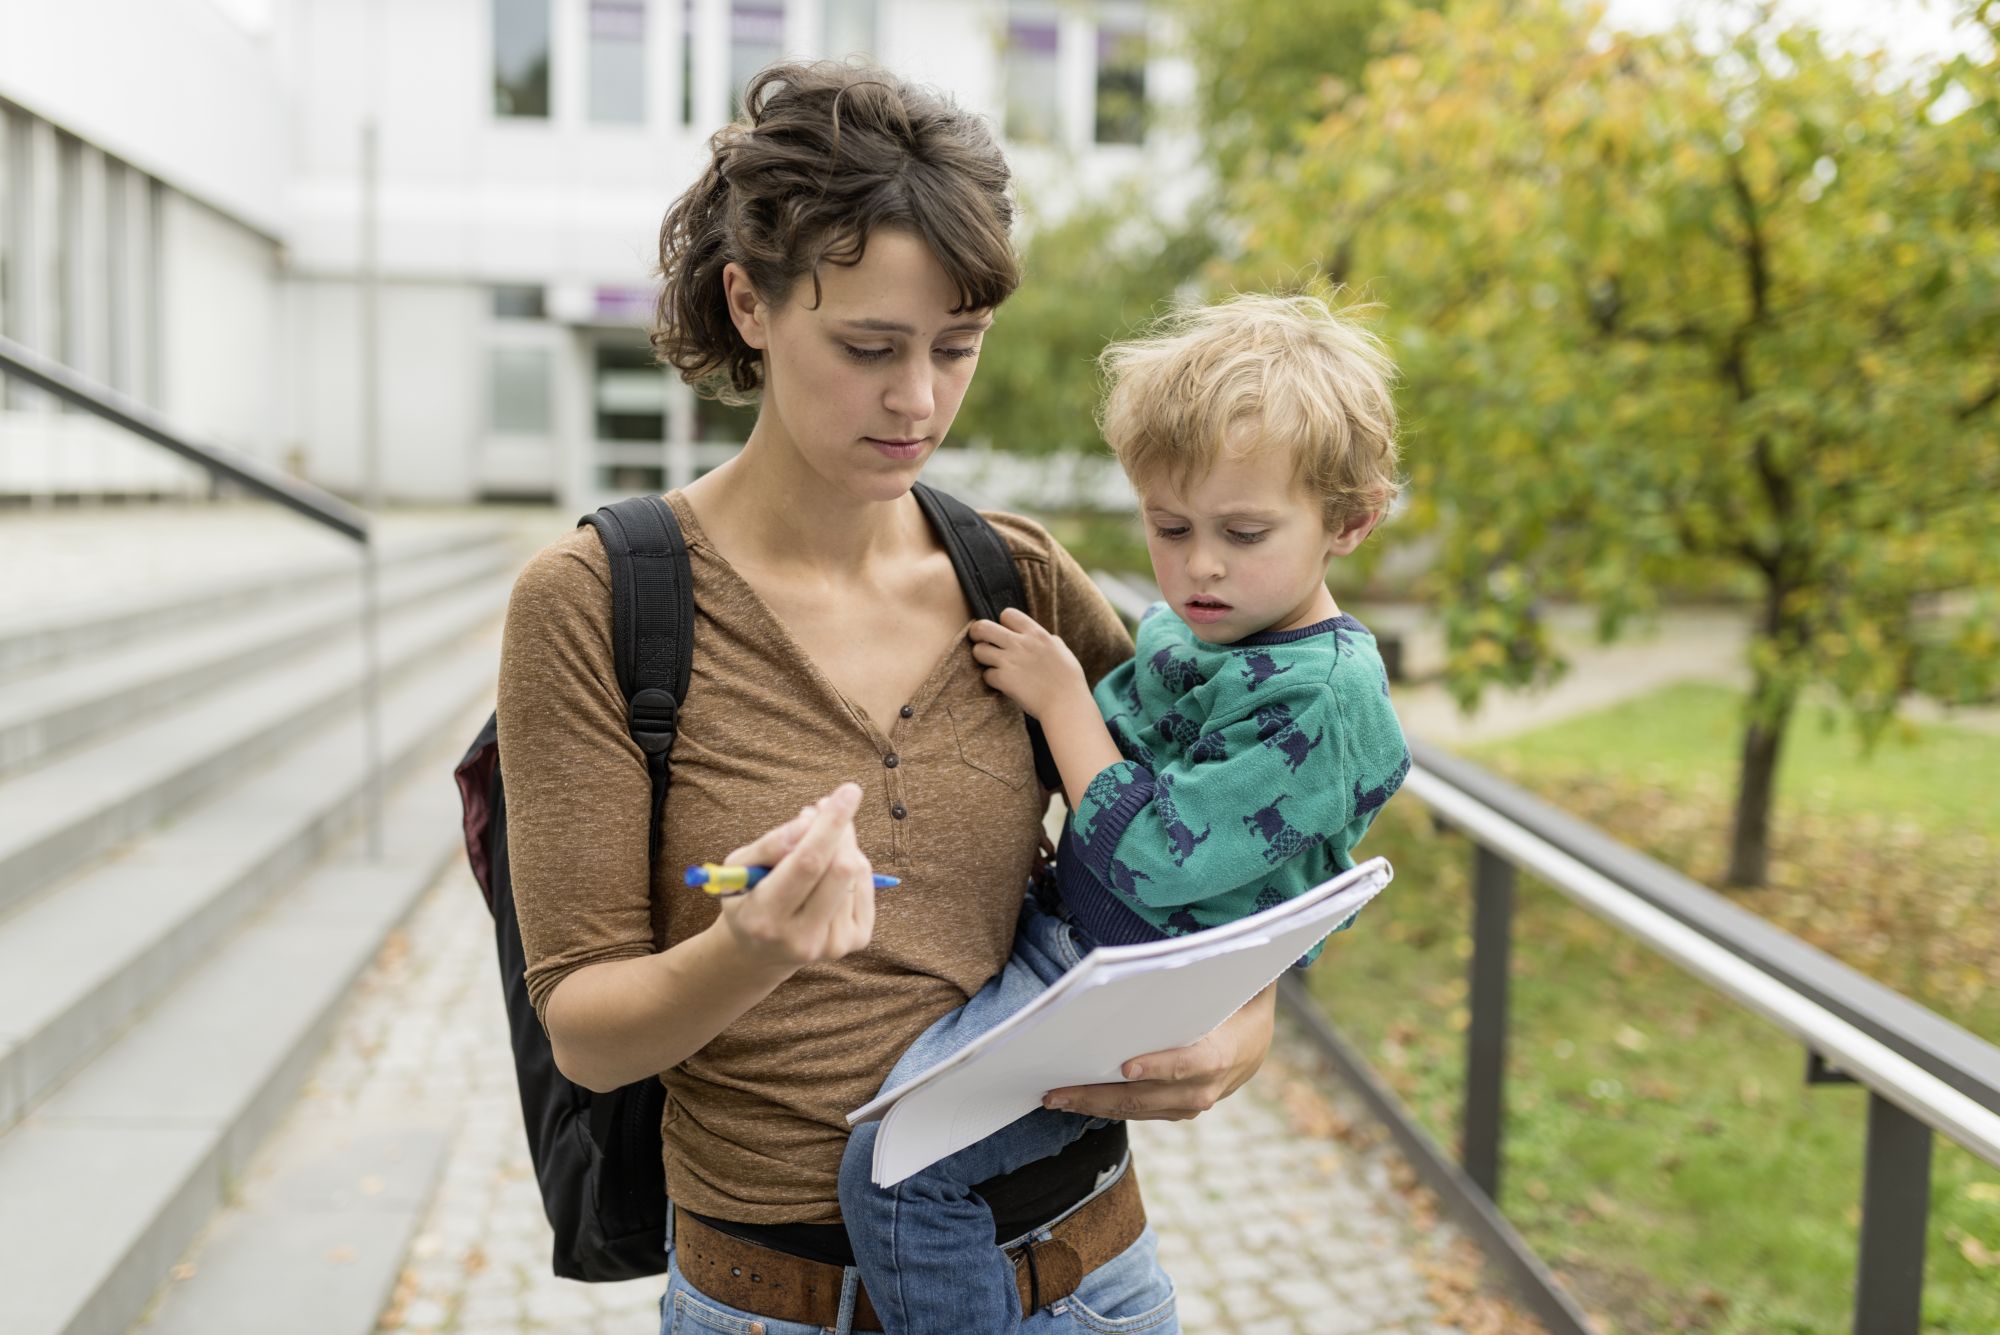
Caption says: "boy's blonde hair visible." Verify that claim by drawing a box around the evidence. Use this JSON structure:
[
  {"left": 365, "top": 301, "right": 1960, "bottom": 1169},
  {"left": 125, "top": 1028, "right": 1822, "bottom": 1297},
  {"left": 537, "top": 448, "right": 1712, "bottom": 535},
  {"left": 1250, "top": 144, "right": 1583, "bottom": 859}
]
[{"left": 1097, "top": 291, "right": 1401, "bottom": 532}]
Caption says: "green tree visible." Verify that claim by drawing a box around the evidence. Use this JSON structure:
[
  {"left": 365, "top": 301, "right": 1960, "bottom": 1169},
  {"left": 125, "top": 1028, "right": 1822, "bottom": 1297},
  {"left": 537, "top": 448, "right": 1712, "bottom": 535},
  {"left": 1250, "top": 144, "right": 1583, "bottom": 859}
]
[
  {"left": 965, "top": 2, "right": 1419, "bottom": 462},
  {"left": 1167, "top": 0, "right": 1424, "bottom": 191},
  {"left": 960, "top": 196, "right": 1214, "bottom": 456},
  {"left": 1226, "top": 0, "right": 2000, "bottom": 883}
]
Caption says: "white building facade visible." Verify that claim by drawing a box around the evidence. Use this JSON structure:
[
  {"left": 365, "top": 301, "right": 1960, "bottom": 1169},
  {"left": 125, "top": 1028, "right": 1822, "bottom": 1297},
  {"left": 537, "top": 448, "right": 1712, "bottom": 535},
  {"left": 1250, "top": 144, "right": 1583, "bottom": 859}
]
[{"left": 0, "top": 0, "right": 1198, "bottom": 510}]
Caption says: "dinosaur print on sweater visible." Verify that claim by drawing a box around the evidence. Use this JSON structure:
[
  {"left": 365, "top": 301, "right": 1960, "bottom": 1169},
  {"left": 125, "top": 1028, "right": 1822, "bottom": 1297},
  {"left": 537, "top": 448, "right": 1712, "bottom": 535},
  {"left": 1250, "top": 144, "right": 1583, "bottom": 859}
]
[{"left": 1057, "top": 606, "right": 1409, "bottom": 961}]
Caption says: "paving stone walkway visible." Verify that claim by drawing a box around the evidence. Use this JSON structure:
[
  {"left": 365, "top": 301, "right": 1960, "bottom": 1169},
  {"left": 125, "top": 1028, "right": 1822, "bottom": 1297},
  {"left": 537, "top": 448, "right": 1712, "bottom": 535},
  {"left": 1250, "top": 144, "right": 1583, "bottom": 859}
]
[{"left": 185, "top": 862, "right": 1538, "bottom": 1335}]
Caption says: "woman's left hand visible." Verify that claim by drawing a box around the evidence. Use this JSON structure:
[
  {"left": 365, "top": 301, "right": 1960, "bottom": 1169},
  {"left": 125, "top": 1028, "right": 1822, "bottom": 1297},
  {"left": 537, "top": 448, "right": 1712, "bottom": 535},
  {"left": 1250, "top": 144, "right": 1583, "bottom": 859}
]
[{"left": 1041, "top": 982, "right": 1277, "bottom": 1121}]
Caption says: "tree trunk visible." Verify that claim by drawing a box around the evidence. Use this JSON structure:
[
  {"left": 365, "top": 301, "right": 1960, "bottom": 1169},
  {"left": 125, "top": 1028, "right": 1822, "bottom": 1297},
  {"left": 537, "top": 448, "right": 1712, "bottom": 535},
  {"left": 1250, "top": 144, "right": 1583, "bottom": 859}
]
[{"left": 1727, "top": 683, "right": 1795, "bottom": 887}]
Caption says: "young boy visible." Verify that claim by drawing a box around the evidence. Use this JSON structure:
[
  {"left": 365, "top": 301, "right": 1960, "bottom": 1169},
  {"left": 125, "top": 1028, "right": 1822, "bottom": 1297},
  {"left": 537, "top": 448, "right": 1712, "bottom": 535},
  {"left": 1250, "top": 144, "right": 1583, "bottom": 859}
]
[{"left": 837, "top": 292, "right": 1412, "bottom": 1334}]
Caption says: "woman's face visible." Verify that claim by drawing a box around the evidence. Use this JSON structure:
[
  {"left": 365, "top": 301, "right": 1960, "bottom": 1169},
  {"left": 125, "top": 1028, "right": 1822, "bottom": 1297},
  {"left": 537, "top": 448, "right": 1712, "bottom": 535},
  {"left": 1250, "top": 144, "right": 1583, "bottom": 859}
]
[{"left": 725, "top": 229, "right": 991, "bottom": 504}]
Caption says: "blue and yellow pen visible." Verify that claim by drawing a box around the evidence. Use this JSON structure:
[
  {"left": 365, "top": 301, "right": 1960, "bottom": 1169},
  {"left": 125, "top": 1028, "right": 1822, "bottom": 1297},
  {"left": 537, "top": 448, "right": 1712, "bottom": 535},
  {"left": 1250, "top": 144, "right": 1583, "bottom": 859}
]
[{"left": 684, "top": 863, "right": 900, "bottom": 895}]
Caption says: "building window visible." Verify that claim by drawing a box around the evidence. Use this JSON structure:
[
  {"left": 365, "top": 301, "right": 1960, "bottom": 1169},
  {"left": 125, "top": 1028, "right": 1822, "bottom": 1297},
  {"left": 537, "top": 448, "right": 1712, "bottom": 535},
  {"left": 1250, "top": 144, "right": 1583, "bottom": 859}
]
[
  {"left": 694, "top": 393, "right": 756, "bottom": 444},
  {"left": 1094, "top": 14, "right": 1146, "bottom": 145},
  {"left": 103, "top": 158, "right": 129, "bottom": 394},
  {"left": 731, "top": 1, "right": 786, "bottom": 118},
  {"left": 491, "top": 283, "right": 547, "bottom": 319},
  {"left": 54, "top": 132, "right": 80, "bottom": 378},
  {"left": 594, "top": 341, "right": 665, "bottom": 442},
  {"left": 0, "top": 104, "right": 13, "bottom": 347},
  {"left": 681, "top": 0, "right": 696, "bottom": 126},
  {"left": 822, "top": 0, "right": 876, "bottom": 60},
  {"left": 590, "top": 0, "right": 647, "bottom": 124},
  {"left": 1003, "top": 12, "right": 1060, "bottom": 145},
  {"left": 493, "top": 0, "right": 552, "bottom": 118},
  {"left": 489, "top": 345, "right": 554, "bottom": 433},
  {"left": 143, "top": 178, "right": 163, "bottom": 405}
]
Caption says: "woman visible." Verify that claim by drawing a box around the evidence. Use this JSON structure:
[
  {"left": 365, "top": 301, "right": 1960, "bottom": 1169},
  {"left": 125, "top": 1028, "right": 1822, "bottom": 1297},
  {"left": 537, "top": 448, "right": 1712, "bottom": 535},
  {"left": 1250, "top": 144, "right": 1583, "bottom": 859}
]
[{"left": 497, "top": 62, "right": 1278, "bottom": 1334}]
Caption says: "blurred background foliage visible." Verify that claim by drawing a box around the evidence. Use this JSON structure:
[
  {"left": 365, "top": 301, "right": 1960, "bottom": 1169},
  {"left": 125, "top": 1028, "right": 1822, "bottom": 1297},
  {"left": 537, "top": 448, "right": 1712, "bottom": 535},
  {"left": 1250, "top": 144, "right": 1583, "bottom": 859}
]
[
  {"left": 958, "top": 195, "right": 1215, "bottom": 456},
  {"left": 978, "top": 0, "right": 1999, "bottom": 887}
]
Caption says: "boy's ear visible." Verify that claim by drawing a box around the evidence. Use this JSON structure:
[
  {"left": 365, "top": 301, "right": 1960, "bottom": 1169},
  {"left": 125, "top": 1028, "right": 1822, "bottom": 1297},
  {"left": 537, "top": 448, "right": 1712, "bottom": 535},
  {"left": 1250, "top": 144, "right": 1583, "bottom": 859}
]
[
  {"left": 1327, "top": 509, "right": 1381, "bottom": 557},
  {"left": 721, "top": 262, "right": 769, "bottom": 351}
]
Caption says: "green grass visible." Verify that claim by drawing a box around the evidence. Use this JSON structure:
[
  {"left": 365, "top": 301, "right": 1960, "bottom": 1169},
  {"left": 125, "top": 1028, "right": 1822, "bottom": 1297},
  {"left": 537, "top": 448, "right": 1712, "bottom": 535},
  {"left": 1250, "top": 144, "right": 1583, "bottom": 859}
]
[
  {"left": 1478, "top": 682, "right": 2000, "bottom": 838},
  {"left": 1309, "top": 684, "right": 2000, "bottom": 1333}
]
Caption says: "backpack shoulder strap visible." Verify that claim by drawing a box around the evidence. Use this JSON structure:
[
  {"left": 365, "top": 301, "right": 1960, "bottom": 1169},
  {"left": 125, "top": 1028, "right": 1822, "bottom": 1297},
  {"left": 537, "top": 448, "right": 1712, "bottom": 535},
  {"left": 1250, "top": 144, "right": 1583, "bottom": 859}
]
[
  {"left": 910, "top": 482, "right": 1063, "bottom": 794},
  {"left": 581, "top": 495, "right": 694, "bottom": 864}
]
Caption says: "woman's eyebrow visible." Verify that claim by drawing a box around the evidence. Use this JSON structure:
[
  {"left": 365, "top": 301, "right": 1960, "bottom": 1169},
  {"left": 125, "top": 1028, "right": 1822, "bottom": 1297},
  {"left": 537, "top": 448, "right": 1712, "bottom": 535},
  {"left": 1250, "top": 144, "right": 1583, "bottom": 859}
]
[{"left": 836, "top": 316, "right": 993, "bottom": 335}]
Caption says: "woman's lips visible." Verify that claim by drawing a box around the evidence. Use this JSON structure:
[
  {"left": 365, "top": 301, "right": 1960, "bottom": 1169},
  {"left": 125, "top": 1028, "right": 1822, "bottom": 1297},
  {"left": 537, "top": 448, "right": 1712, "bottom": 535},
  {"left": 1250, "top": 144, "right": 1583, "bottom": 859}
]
[
  {"left": 866, "top": 437, "right": 927, "bottom": 460},
  {"left": 1183, "top": 598, "right": 1232, "bottom": 624}
]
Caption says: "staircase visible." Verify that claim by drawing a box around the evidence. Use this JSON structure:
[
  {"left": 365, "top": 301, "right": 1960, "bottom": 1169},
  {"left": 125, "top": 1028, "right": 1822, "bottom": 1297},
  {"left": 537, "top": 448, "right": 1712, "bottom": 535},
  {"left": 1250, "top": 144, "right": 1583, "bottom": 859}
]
[{"left": 0, "top": 512, "right": 528, "bottom": 1335}]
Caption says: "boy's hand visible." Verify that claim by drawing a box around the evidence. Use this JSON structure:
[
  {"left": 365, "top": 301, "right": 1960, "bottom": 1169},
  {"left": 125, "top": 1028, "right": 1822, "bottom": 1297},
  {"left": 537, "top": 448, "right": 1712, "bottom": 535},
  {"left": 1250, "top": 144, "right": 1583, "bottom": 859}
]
[{"left": 969, "top": 608, "right": 1091, "bottom": 721}]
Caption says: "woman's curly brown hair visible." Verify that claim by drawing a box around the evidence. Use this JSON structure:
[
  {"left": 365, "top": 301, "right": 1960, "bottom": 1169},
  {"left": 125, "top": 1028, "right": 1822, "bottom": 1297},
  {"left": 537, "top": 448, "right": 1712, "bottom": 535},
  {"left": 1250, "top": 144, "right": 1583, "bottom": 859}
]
[{"left": 653, "top": 61, "right": 1020, "bottom": 404}]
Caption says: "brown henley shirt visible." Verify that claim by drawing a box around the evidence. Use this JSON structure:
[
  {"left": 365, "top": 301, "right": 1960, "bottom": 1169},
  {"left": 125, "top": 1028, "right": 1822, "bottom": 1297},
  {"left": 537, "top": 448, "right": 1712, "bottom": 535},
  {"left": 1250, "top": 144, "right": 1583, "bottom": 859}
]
[{"left": 496, "top": 491, "right": 1133, "bottom": 1224}]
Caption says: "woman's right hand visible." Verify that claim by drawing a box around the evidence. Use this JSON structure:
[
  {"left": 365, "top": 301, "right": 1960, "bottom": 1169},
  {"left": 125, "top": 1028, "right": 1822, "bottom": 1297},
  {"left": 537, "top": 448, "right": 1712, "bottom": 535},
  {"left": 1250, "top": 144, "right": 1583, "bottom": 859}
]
[{"left": 712, "top": 782, "right": 878, "bottom": 972}]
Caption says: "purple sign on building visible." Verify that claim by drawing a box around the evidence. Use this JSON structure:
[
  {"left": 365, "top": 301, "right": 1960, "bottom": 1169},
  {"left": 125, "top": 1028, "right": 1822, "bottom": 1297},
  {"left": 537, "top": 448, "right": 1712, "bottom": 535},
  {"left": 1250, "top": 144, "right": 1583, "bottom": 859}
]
[
  {"left": 595, "top": 286, "right": 657, "bottom": 325},
  {"left": 590, "top": 0, "right": 645, "bottom": 41},
  {"left": 733, "top": 2, "right": 785, "bottom": 44},
  {"left": 1008, "top": 19, "right": 1059, "bottom": 56}
]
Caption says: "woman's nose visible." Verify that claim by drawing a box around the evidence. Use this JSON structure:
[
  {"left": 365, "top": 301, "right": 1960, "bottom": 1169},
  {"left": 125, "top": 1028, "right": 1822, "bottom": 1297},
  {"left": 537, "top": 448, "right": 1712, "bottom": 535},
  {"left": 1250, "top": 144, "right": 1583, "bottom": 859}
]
[{"left": 882, "top": 358, "right": 935, "bottom": 423}]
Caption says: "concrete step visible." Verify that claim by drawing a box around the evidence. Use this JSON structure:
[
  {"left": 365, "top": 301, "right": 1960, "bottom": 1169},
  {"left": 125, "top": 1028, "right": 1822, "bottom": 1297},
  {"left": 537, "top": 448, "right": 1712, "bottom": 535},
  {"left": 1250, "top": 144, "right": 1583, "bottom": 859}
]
[
  {"left": 0, "top": 576, "right": 508, "bottom": 916},
  {"left": 0, "top": 521, "right": 515, "bottom": 684},
  {"left": 129, "top": 1117, "right": 451, "bottom": 1335},
  {"left": 0, "top": 544, "right": 514, "bottom": 778},
  {"left": 0, "top": 717, "right": 484, "bottom": 1335},
  {"left": 0, "top": 627, "right": 500, "bottom": 1132}
]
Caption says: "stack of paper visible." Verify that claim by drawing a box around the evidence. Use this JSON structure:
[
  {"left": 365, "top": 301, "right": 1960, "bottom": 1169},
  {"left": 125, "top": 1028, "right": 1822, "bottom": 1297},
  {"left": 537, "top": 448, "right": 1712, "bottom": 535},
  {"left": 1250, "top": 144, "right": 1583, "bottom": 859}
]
[{"left": 848, "top": 857, "right": 1392, "bottom": 1185}]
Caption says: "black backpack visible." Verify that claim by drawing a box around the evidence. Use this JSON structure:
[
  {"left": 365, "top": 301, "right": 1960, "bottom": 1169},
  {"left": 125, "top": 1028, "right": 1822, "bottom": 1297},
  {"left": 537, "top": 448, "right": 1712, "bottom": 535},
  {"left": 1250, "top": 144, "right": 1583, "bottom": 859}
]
[{"left": 453, "top": 483, "right": 1061, "bottom": 1282}]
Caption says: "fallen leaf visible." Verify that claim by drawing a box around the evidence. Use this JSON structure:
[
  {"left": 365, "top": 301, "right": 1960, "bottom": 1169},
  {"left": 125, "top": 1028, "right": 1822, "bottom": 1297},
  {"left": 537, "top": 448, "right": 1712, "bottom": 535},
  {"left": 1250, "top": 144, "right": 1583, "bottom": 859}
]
[
  {"left": 1957, "top": 1231, "right": 2000, "bottom": 1269},
  {"left": 327, "top": 1245, "right": 358, "bottom": 1264}
]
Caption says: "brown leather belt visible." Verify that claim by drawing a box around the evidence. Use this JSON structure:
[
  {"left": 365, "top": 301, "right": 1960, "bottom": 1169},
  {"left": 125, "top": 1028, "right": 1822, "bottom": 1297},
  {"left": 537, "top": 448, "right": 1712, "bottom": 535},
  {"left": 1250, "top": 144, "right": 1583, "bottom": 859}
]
[{"left": 672, "top": 1166, "right": 1146, "bottom": 1331}]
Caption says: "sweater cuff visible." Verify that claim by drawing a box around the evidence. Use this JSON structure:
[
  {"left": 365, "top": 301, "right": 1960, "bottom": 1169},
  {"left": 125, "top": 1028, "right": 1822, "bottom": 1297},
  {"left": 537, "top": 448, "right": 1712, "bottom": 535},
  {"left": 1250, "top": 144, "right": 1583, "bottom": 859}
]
[
  {"left": 1055, "top": 829, "right": 1173, "bottom": 948},
  {"left": 1070, "top": 760, "right": 1156, "bottom": 884}
]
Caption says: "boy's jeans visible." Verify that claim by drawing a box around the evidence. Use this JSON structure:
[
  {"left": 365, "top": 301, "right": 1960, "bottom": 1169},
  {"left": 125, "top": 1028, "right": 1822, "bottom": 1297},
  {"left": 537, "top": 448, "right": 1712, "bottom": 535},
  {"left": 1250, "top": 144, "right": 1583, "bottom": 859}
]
[{"left": 836, "top": 893, "right": 1125, "bottom": 1334}]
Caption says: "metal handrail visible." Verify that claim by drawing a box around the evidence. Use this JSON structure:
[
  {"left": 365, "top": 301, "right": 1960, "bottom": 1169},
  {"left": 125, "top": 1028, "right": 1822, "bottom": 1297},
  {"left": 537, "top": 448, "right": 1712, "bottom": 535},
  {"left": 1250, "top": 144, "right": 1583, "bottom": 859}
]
[
  {"left": 1409, "top": 759, "right": 2000, "bottom": 1163},
  {"left": 1414, "top": 740, "right": 2000, "bottom": 1115},
  {"left": 1086, "top": 572, "right": 1999, "bottom": 1335},
  {"left": 0, "top": 333, "right": 385, "bottom": 856},
  {"left": 0, "top": 335, "right": 370, "bottom": 541}
]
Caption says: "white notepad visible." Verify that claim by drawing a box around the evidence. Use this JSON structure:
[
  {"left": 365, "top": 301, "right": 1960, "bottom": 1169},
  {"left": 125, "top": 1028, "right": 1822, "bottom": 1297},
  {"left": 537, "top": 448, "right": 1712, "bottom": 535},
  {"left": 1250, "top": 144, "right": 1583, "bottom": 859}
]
[{"left": 847, "top": 857, "right": 1393, "bottom": 1186}]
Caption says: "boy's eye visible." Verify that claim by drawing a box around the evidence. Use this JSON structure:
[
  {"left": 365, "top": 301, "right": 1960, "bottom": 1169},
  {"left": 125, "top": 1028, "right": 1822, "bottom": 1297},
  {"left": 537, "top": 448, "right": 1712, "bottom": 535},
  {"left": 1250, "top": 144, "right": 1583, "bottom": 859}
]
[
  {"left": 843, "top": 344, "right": 894, "bottom": 363},
  {"left": 1228, "top": 530, "right": 1269, "bottom": 544},
  {"left": 1151, "top": 526, "right": 1189, "bottom": 540}
]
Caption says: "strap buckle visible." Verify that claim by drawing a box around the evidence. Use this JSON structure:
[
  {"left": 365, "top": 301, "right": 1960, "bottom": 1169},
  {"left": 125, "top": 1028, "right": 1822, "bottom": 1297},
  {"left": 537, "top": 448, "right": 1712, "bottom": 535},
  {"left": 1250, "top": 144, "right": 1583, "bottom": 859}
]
[{"left": 628, "top": 687, "right": 679, "bottom": 755}]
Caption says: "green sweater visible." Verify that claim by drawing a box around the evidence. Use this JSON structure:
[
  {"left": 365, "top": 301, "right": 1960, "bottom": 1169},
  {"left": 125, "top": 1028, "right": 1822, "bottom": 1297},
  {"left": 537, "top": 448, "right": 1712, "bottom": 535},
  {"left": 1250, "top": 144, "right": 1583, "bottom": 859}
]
[{"left": 1055, "top": 605, "right": 1409, "bottom": 963}]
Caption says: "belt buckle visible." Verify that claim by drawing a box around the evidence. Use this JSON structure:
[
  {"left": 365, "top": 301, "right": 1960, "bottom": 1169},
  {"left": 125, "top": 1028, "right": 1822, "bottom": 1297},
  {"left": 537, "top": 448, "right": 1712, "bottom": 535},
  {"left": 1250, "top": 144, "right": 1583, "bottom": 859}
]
[{"left": 1015, "top": 1233, "right": 1085, "bottom": 1313}]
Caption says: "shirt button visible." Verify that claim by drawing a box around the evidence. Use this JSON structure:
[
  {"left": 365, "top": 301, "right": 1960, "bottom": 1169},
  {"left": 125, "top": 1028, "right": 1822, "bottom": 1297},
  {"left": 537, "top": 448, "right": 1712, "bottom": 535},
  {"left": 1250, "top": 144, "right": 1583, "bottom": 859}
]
[
  {"left": 899, "top": 705, "right": 914, "bottom": 719},
  {"left": 891, "top": 803, "right": 908, "bottom": 820},
  {"left": 884, "top": 753, "right": 900, "bottom": 768}
]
